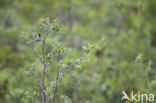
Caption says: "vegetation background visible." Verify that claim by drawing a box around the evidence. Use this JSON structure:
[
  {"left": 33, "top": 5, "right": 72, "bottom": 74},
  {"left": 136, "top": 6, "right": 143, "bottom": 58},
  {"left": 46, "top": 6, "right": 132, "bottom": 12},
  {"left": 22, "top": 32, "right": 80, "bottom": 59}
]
[{"left": 0, "top": 0, "right": 156, "bottom": 103}]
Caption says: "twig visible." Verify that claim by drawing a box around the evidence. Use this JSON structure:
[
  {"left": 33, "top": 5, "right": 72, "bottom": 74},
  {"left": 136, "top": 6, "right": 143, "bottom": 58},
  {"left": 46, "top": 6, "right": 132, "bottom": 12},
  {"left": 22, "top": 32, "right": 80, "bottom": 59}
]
[
  {"left": 42, "top": 30, "right": 51, "bottom": 55},
  {"left": 45, "top": 67, "right": 53, "bottom": 82},
  {"left": 31, "top": 46, "right": 42, "bottom": 62},
  {"left": 48, "top": 55, "right": 56, "bottom": 66},
  {"left": 40, "top": 30, "right": 51, "bottom": 103},
  {"left": 41, "top": 62, "right": 47, "bottom": 103},
  {"left": 52, "top": 68, "right": 60, "bottom": 102}
]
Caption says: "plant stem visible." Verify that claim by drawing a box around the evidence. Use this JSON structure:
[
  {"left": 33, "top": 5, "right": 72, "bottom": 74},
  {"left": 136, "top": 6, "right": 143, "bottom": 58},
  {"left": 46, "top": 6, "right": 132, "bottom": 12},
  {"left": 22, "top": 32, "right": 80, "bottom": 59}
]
[
  {"left": 41, "top": 61, "right": 47, "bottom": 103},
  {"left": 52, "top": 68, "right": 60, "bottom": 102},
  {"left": 40, "top": 30, "right": 51, "bottom": 103}
]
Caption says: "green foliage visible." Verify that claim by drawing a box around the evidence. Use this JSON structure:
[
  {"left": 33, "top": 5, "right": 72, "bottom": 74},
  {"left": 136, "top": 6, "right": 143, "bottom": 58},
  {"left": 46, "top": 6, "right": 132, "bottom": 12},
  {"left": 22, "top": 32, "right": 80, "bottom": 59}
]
[
  {"left": 20, "top": 18, "right": 88, "bottom": 103},
  {"left": 0, "top": 0, "right": 156, "bottom": 103}
]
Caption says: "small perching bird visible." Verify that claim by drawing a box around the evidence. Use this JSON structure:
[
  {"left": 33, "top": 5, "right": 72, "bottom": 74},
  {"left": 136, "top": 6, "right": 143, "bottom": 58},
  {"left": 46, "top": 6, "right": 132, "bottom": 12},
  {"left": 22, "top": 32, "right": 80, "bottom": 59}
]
[
  {"left": 36, "top": 34, "right": 41, "bottom": 42},
  {"left": 36, "top": 34, "right": 41, "bottom": 46}
]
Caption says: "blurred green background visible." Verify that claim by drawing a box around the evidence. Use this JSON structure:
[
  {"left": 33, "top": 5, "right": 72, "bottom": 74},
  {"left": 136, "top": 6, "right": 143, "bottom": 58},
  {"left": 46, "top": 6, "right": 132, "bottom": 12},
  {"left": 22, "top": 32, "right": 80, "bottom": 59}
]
[{"left": 0, "top": 0, "right": 156, "bottom": 103}]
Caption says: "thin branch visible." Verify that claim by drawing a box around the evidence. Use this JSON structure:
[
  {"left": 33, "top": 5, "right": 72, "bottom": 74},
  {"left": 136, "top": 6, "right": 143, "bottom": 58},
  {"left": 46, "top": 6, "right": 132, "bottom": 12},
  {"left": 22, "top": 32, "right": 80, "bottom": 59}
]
[
  {"left": 40, "top": 29, "right": 52, "bottom": 103},
  {"left": 45, "top": 67, "right": 53, "bottom": 82},
  {"left": 42, "top": 30, "right": 51, "bottom": 55},
  {"left": 31, "top": 46, "right": 42, "bottom": 62},
  {"left": 40, "top": 83, "right": 46, "bottom": 103},
  {"left": 41, "top": 62, "right": 47, "bottom": 103},
  {"left": 48, "top": 56, "right": 56, "bottom": 66},
  {"left": 52, "top": 68, "right": 60, "bottom": 102}
]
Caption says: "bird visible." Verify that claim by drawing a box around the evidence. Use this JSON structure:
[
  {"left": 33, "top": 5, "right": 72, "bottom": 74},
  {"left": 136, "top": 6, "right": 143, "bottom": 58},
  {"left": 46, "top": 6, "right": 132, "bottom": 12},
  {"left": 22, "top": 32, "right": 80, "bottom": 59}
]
[
  {"left": 35, "top": 34, "right": 41, "bottom": 42},
  {"left": 35, "top": 34, "right": 41, "bottom": 46}
]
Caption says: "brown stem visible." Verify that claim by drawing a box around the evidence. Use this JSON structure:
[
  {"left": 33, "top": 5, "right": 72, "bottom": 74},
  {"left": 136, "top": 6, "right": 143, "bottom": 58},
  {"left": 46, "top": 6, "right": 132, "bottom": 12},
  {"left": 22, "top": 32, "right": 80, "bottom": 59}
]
[
  {"left": 52, "top": 68, "right": 60, "bottom": 102},
  {"left": 45, "top": 67, "right": 53, "bottom": 82},
  {"left": 40, "top": 29, "right": 51, "bottom": 103},
  {"left": 41, "top": 61, "right": 47, "bottom": 103},
  {"left": 42, "top": 30, "right": 51, "bottom": 55}
]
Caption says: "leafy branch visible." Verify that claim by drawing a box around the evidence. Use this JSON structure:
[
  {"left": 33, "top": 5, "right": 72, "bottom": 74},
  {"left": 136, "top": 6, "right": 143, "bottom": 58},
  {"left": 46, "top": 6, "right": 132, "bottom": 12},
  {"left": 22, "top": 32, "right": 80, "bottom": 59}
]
[{"left": 21, "top": 18, "right": 88, "bottom": 103}]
